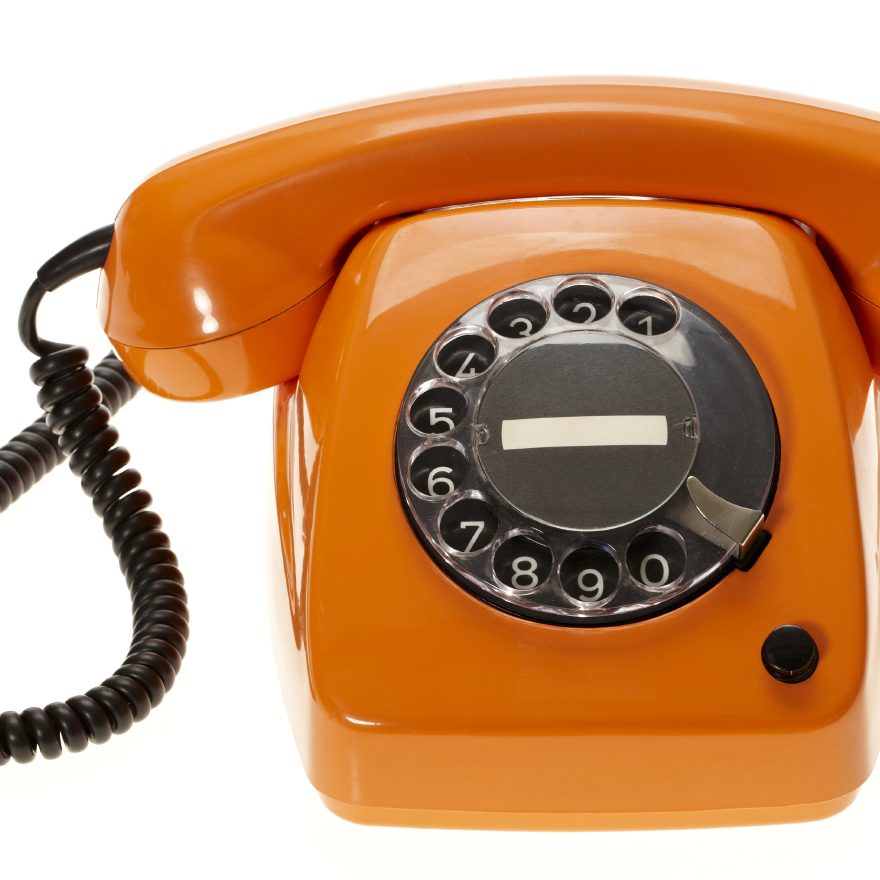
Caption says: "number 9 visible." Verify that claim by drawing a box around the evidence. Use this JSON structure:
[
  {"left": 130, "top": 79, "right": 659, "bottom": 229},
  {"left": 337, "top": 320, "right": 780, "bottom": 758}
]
[{"left": 576, "top": 568, "right": 605, "bottom": 601}]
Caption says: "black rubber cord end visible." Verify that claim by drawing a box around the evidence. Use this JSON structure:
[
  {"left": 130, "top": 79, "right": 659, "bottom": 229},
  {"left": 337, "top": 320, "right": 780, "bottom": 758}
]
[
  {"left": 37, "top": 225, "right": 115, "bottom": 292},
  {"left": 19, "top": 225, "right": 114, "bottom": 357}
]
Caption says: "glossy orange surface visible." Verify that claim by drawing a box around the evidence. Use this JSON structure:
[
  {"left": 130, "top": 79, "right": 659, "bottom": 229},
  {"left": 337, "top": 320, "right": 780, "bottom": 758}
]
[
  {"left": 271, "top": 199, "right": 880, "bottom": 827},
  {"left": 100, "top": 80, "right": 880, "bottom": 400},
  {"left": 113, "top": 281, "right": 330, "bottom": 400}
]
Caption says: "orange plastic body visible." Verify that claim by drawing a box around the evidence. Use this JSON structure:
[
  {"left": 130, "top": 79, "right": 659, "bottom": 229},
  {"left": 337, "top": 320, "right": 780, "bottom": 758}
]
[
  {"left": 271, "top": 199, "right": 880, "bottom": 828},
  {"left": 100, "top": 80, "right": 880, "bottom": 400}
]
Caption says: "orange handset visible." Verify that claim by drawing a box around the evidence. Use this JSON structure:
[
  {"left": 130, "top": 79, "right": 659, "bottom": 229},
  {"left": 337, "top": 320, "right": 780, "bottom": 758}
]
[{"left": 4, "top": 80, "right": 880, "bottom": 828}]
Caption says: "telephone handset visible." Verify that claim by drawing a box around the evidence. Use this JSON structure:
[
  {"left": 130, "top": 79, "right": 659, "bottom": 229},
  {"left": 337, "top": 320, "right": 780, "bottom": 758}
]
[{"left": 3, "top": 80, "right": 880, "bottom": 829}]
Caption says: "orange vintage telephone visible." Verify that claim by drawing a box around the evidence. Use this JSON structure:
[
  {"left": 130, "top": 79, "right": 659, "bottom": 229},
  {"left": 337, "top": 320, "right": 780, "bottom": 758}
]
[{"left": 3, "top": 79, "right": 880, "bottom": 830}]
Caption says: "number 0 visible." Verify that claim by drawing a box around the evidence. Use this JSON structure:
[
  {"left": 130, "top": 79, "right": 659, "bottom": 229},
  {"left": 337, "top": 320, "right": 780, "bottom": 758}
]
[
  {"left": 640, "top": 553, "right": 670, "bottom": 587},
  {"left": 573, "top": 302, "right": 597, "bottom": 323}
]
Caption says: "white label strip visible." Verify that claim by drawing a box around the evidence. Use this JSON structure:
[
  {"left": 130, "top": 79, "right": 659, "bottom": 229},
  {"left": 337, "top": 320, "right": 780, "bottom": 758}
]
[{"left": 501, "top": 415, "right": 668, "bottom": 450}]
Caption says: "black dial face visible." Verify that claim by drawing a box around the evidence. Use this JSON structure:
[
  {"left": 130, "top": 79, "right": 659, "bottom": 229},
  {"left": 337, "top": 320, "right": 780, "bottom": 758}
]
[
  {"left": 476, "top": 333, "right": 698, "bottom": 531},
  {"left": 395, "top": 274, "right": 779, "bottom": 627}
]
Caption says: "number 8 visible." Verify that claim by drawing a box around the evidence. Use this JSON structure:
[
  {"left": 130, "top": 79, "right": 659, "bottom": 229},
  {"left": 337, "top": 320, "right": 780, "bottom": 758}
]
[{"left": 511, "top": 556, "right": 539, "bottom": 589}]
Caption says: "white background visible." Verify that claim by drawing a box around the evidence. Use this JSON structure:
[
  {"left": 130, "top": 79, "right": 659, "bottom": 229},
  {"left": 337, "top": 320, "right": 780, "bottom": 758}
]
[{"left": 1, "top": 2, "right": 879, "bottom": 877}]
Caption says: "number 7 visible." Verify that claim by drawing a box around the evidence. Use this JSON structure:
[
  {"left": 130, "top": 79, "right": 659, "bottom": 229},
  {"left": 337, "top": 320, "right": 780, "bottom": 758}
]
[{"left": 459, "top": 520, "right": 485, "bottom": 552}]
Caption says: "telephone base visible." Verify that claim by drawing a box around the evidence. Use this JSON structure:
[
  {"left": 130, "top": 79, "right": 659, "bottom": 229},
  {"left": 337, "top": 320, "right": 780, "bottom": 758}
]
[
  {"left": 274, "top": 199, "right": 880, "bottom": 831},
  {"left": 320, "top": 791, "right": 859, "bottom": 831}
]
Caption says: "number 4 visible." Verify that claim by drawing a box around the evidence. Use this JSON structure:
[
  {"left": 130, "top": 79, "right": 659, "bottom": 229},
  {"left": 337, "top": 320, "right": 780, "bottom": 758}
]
[{"left": 455, "top": 352, "right": 478, "bottom": 377}]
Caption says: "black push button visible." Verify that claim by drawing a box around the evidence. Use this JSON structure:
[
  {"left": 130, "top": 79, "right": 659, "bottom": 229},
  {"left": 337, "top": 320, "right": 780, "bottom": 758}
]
[
  {"left": 488, "top": 296, "right": 548, "bottom": 338},
  {"left": 761, "top": 625, "right": 819, "bottom": 683}
]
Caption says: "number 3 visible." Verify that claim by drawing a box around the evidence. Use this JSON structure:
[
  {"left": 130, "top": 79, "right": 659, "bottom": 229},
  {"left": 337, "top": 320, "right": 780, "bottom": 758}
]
[{"left": 509, "top": 317, "right": 534, "bottom": 337}]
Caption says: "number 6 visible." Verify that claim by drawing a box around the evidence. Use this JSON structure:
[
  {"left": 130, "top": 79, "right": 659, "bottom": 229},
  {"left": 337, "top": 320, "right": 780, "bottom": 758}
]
[{"left": 427, "top": 466, "right": 455, "bottom": 497}]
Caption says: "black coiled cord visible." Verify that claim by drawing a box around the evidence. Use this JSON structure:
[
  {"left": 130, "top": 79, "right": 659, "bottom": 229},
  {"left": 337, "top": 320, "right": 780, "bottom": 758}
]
[
  {"left": 0, "top": 227, "right": 189, "bottom": 764},
  {"left": 0, "top": 354, "right": 138, "bottom": 512}
]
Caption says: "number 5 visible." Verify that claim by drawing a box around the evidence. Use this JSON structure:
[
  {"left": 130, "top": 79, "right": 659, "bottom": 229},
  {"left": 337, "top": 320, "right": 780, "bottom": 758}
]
[{"left": 429, "top": 407, "right": 455, "bottom": 432}]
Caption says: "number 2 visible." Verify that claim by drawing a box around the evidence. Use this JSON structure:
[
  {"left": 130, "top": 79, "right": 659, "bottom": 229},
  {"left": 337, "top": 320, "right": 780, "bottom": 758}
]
[{"left": 573, "top": 302, "right": 597, "bottom": 323}]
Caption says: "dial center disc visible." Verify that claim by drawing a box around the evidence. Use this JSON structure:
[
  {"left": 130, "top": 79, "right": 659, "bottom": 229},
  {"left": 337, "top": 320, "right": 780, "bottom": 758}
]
[{"left": 475, "top": 332, "right": 699, "bottom": 531}]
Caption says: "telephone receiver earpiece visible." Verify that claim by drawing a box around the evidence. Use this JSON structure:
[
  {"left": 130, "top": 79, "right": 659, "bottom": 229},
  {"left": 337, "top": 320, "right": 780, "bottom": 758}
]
[{"left": 99, "top": 79, "right": 880, "bottom": 400}]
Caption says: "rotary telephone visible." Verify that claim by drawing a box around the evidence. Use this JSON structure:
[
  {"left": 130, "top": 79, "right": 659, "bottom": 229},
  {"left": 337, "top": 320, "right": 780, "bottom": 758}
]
[{"left": 2, "top": 80, "right": 880, "bottom": 830}]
